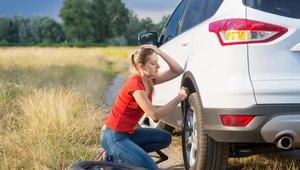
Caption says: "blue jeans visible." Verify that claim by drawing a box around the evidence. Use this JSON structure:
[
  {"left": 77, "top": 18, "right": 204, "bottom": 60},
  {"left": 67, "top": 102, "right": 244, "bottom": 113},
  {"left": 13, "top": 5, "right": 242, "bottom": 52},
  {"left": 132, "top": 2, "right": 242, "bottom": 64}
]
[{"left": 100, "top": 127, "right": 172, "bottom": 170}]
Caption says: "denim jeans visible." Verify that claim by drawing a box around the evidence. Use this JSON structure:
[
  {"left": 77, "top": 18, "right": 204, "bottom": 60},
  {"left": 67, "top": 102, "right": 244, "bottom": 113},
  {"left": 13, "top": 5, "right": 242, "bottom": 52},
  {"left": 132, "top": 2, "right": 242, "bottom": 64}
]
[{"left": 100, "top": 126, "right": 172, "bottom": 170}]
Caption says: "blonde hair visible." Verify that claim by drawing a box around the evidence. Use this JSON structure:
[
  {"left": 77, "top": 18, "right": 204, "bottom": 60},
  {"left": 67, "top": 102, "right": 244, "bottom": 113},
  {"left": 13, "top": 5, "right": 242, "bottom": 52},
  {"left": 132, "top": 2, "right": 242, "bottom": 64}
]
[{"left": 130, "top": 47, "right": 155, "bottom": 93}]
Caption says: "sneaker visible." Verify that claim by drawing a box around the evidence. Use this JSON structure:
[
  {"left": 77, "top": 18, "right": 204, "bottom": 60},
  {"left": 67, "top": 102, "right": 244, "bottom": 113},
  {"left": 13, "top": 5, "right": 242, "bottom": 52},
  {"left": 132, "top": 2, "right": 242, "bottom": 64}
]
[{"left": 95, "top": 147, "right": 106, "bottom": 161}]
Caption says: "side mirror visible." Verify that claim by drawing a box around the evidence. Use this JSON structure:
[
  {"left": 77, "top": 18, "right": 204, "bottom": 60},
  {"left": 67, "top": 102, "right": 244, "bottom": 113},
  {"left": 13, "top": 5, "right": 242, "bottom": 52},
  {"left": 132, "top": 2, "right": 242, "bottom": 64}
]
[{"left": 138, "top": 32, "right": 158, "bottom": 46}]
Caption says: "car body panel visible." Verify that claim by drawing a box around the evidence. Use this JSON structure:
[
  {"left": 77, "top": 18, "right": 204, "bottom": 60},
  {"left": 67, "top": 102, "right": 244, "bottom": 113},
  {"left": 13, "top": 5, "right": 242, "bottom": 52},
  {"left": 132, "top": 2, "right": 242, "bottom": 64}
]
[
  {"left": 202, "top": 104, "right": 300, "bottom": 143},
  {"left": 247, "top": 7, "right": 300, "bottom": 104},
  {"left": 153, "top": 31, "right": 193, "bottom": 107}
]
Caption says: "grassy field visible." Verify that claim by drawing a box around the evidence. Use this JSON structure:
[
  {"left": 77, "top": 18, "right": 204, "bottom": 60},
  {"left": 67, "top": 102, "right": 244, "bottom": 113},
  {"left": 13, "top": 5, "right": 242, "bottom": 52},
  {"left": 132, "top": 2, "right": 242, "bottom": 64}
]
[{"left": 0, "top": 47, "right": 134, "bottom": 169}]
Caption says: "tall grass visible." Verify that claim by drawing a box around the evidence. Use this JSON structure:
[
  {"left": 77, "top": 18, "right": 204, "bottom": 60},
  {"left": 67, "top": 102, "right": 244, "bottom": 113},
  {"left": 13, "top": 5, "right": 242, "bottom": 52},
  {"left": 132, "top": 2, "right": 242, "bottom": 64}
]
[{"left": 0, "top": 47, "right": 133, "bottom": 169}]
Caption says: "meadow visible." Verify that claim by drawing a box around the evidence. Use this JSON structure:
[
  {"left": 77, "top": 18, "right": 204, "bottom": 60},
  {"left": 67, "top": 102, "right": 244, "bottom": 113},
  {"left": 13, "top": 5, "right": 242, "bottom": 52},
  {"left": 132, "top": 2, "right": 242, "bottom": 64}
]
[
  {"left": 0, "top": 47, "right": 133, "bottom": 169},
  {"left": 0, "top": 47, "right": 299, "bottom": 170}
]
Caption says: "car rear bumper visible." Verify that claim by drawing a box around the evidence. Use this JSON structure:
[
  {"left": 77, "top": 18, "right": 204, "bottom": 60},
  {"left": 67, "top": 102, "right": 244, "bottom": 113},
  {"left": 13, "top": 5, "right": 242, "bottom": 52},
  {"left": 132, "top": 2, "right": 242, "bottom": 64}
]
[{"left": 203, "top": 104, "right": 300, "bottom": 147}]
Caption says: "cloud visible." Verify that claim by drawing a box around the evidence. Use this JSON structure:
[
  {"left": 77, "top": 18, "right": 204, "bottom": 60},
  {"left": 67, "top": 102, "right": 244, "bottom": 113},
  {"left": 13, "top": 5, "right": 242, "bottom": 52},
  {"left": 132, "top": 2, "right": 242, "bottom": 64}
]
[
  {"left": 122, "top": 0, "right": 178, "bottom": 23},
  {"left": 122, "top": 0, "right": 179, "bottom": 10}
]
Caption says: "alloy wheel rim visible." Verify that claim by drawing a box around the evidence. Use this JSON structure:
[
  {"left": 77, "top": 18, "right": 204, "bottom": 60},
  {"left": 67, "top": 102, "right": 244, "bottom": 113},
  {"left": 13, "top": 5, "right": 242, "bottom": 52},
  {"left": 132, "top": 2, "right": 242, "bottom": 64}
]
[{"left": 184, "top": 106, "right": 197, "bottom": 167}]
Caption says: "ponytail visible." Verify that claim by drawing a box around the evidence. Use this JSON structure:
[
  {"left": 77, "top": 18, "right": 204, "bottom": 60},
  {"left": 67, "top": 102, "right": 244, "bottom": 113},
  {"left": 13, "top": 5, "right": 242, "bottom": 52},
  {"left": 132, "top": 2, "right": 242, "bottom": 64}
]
[{"left": 130, "top": 53, "right": 136, "bottom": 70}]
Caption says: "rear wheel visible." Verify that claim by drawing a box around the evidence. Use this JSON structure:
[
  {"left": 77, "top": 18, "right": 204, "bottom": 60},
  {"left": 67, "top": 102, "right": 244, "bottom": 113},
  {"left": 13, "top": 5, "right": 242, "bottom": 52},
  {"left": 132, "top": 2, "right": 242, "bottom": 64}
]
[{"left": 182, "top": 93, "right": 229, "bottom": 170}]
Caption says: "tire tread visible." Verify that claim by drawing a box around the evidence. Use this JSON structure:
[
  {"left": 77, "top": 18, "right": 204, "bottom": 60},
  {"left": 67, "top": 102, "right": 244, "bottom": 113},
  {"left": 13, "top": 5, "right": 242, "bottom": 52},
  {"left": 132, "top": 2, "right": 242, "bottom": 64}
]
[{"left": 182, "top": 93, "right": 229, "bottom": 170}]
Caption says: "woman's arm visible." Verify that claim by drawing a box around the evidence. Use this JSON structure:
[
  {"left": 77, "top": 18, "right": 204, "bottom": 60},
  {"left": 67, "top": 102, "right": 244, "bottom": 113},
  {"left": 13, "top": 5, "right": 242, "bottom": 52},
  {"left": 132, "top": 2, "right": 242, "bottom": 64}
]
[
  {"left": 142, "top": 45, "right": 184, "bottom": 85},
  {"left": 132, "top": 87, "right": 188, "bottom": 120}
]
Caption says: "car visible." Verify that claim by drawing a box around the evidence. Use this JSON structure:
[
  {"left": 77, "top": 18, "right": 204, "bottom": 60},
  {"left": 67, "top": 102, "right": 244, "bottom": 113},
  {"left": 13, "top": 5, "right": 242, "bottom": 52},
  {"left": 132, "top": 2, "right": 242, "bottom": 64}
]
[{"left": 138, "top": 0, "right": 300, "bottom": 169}]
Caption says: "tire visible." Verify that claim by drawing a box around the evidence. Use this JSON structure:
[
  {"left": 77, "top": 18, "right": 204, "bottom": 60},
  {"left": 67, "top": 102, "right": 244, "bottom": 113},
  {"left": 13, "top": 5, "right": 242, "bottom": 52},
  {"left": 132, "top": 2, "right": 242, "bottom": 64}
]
[
  {"left": 68, "top": 161, "right": 146, "bottom": 170},
  {"left": 138, "top": 114, "right": 175, "bottom": 132},
  {"left": 182, "top": 93, "right": 229, "bottom": 170}
]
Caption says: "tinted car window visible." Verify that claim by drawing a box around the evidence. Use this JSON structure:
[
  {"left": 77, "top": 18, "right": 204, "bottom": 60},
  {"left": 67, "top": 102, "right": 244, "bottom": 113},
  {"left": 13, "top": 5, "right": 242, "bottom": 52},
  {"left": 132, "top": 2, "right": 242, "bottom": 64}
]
[
  {"left": 161, "top": 0, "right": 188, "bottom": 44},
  {"left": 180, "top": 0, "right": 206, "bottom": 33},
  {"left": 205, "top": 0, "right": 223, "bottom": 20},
  {"left": 244, "top": 0, "right": 300, "bottom": 19}
]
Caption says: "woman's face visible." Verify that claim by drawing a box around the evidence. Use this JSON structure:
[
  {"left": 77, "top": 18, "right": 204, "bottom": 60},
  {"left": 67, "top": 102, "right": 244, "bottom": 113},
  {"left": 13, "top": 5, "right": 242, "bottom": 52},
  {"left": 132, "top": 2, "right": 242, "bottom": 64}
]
[{"left": 142, "top": 52, "right": 160, "bottom": 78}]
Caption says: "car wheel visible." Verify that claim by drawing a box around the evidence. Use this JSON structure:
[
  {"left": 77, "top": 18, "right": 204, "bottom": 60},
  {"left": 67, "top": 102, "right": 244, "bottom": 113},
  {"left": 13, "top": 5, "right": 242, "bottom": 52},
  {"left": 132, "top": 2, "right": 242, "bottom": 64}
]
[
  {"left": 182, "top": 93, "right": 229, "bottom": 170},
  {"left": 138, "top": 114, "right": 175, "bottom": 132}
]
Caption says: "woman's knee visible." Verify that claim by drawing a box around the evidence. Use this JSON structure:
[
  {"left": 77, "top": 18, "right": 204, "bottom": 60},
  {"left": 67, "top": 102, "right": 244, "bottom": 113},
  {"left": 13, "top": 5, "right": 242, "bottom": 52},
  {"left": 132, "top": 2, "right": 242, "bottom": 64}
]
[
  {"left": 165, "top": 131, "right": 172, "bottom": 146},
  {"left": 157, "top": 129, "right": 172, "bottom": 147}
]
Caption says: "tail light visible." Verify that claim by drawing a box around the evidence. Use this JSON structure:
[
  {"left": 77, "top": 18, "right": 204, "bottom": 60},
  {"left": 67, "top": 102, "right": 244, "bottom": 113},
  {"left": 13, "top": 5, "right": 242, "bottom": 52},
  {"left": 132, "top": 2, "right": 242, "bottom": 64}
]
[
  {"left": 209, "top": 19, "right": 288, "bottom": 46},
  {"left": 220, "top": 115, "right": 255, "bottom": 127}
]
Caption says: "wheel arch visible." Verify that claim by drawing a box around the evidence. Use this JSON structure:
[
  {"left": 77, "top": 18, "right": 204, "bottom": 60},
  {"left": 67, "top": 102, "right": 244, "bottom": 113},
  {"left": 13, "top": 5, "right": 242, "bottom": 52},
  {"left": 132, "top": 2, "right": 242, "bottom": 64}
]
[{"left": 181, "top": 71, "right": 204, "bottom": 110}]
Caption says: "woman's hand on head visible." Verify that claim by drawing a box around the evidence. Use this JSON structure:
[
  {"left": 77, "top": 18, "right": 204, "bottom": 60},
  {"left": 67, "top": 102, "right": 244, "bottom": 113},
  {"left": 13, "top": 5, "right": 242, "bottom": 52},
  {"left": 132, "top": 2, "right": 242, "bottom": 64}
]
[
  {"left": 178, "top": 86, "right": 189, "bottom": 101},
  {"left": 141, "top": 44, "right": 160, "bottom": 55}
]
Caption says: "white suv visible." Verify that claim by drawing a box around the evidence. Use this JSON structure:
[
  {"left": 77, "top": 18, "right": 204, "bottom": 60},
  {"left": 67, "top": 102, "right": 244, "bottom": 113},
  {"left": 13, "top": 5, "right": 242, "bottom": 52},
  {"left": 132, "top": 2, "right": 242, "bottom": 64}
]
[{"left": 138, "top": 0, "right": 300, "bottom": 169}]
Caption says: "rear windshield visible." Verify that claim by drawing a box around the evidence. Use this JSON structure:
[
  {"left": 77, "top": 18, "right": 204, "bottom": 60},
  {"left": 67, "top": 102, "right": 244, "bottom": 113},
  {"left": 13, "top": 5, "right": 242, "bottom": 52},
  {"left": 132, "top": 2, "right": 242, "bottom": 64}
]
[{"left": 243, "top": 0, "right": 300, "bottom": 19}]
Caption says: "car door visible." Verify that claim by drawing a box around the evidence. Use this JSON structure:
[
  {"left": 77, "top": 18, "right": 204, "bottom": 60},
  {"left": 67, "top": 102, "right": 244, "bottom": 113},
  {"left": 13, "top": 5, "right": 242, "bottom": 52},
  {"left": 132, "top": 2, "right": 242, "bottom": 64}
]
[
  {"left": 154, "top": 0, "right": 207, "bottom": 106},
  {"left": 154, "top": 0, "right": 208, "bottom": 128},
  {"left": 152, "top": 0, "right": 189, "bottom": 107}
]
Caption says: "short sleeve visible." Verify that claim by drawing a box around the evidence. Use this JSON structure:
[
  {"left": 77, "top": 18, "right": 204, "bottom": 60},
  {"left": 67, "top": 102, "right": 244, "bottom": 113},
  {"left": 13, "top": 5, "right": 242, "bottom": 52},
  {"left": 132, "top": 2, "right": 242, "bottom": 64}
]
[{"left": 126, "top": 75, "right": 145, "bottom": 93}]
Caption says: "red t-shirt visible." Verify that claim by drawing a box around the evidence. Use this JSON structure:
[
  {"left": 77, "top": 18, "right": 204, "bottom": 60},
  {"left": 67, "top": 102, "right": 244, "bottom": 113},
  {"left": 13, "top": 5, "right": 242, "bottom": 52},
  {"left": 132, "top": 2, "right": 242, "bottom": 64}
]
[{"left": 105, "top": 74, "right": 155, "bottom": 134}]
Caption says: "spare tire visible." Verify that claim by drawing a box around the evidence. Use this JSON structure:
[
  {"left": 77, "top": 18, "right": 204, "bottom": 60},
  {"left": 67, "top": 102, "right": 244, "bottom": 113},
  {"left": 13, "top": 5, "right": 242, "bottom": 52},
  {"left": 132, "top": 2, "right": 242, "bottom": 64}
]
[{"left": 68, "top": 161, "right": 146, "bottom": 170}]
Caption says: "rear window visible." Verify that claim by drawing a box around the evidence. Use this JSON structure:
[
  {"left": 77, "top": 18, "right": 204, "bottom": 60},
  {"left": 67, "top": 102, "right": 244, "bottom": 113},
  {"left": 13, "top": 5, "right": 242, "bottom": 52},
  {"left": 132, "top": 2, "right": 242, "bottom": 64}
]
[{"left": 243, "top": 0, "right": 300, "bottom": 19}]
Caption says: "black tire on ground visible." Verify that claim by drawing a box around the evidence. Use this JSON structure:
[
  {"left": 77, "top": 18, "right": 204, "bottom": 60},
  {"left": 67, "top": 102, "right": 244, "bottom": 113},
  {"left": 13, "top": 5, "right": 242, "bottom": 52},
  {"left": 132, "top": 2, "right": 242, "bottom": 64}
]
[
  {"left": 68, "top": 161, "right": 146, "bottom": 170},
  {"left": 182, "top": 93, "right": 229, "bottom": 170}
]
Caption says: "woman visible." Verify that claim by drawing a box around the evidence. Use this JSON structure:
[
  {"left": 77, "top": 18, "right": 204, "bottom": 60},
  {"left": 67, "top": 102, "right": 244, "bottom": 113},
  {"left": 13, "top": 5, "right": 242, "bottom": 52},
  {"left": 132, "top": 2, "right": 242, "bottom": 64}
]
[{"left": 98, "top": 44, "right": 189, "bottom": 170}]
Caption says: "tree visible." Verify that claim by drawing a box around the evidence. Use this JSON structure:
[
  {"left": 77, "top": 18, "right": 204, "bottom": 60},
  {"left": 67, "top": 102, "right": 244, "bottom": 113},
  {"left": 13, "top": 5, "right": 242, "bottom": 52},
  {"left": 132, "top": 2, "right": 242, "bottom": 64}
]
[
  {"left": 13, "top": 16, "right": 34, "bottom": 44},
  {"left": 122, "top": 13, "right": 170, "bottom": 46},
  {"left": 90, "top": 0, "right": 129, "bottom": 42},
  {"left": 39, "top": 17, "right": 65, "bottom": 43},
  {"left": 0, "top": 17, "right": 11, "bottom": 41},
  {"left": 28, "top": 15, "right": 43, "bottom": 43},
  {"left": 123, "top": 11, "right": 142, "bottom": 46},
  {"left": 7, "top": 18, "right": 19, "bottom": 43},
  {"left": 89, "top": 0, "right": 107, "bottom": 42},
  {"left": 140, "top": 17, "right": 156, "bottom": 33},
  {"left": 60, "top": 0, "right": 93, "bottom": 42},
  {"left": 104, "top": 0, "right": 129, "bottom": 37}
]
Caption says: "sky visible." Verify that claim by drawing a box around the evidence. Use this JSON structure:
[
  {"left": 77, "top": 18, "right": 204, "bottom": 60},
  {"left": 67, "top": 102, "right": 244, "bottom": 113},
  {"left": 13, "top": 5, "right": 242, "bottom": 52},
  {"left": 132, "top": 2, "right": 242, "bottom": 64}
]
[{"left": 0, "top": 0, "right": 179, "bottom": 23}]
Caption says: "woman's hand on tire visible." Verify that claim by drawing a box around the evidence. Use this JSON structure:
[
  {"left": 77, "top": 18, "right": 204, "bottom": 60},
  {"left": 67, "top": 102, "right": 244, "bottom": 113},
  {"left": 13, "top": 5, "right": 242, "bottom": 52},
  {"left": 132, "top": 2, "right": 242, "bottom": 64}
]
[{"left": 178, "top": 86, "right": 189, "bottom": 101}]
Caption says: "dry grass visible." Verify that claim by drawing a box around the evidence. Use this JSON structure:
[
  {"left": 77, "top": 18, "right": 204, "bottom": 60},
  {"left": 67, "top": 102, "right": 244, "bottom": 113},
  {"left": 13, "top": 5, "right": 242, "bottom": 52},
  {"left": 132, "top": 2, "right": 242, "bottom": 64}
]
[
  {"left": 227, "top": 151, "right": 300, "bottom": 170},
  {"left": 0, "top": 47, "right": 132, "bottom": 169}
]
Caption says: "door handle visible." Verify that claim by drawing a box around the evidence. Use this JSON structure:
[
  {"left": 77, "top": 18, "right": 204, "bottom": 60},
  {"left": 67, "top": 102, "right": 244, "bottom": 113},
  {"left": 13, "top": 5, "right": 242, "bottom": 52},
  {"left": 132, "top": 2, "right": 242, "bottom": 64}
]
[{"left": 181, "top": 39, "right": 190, "bottom": 46}]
